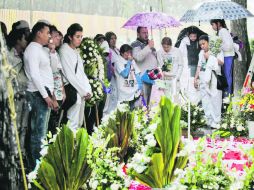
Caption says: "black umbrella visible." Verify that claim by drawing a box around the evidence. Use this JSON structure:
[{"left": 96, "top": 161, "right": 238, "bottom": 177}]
[{"left": 175, "top": 26, "right": 207, "bottom": 47}]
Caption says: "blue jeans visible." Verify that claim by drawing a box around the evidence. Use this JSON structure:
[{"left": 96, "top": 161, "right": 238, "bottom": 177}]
[{"left": 26, "top": 91, "right": 51, "bottom": 169}]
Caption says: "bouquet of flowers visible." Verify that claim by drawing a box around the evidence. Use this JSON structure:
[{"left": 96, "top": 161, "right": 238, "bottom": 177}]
[
  {"left": 239, "top": 92, "right": 254, "bottom": 121},
  {"left": 216, "top": 99, "right": 247, "bottom": 138},
  {"left": 79, "top": 37, "right": 105, "bottom": 106},
  {"left": 209, "top": 35, "right": 222, "bottom": 57},
  {"left": 162, "top": 57, "right": 173, "bottom": 72},
  {"left": 181, "top": 103, "right": 207, "bottom": 133}
]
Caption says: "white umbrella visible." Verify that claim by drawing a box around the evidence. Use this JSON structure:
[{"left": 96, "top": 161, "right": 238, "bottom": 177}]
[{"left": 180, "top": 0, "right": 254, "bottom": 22}]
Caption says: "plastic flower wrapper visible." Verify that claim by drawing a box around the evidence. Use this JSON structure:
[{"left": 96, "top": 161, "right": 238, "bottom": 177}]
[
  {"left": 79, "top": 37, "right": 105, "bottom": 106},
  {"left": 209, "top": 35, "right": 222, "bottom": 57}
]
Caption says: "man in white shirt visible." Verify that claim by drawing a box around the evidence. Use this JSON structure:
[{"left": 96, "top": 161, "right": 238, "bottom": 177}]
[
  {"left": 24, "top": 21, "right": 53, "bottom": 170},
  {"left": 131, "top": 27, "right": 158, "bottom": 105}
]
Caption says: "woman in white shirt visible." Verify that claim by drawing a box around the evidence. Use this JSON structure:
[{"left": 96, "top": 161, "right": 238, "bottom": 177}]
[
  {"left": 103, "top": 32, "right": 120, "bottom": 116},
  {"left": 59, "top": 23, "right": 92, "bottom": 132},
  {"left": 210, "top": 19, "right": 234, "bottom": 97},
  {"left": 157, "top": 37, "right": 183, "bottom": 103},
  {"left": 194, "top": 35, "right": 223, "bottom": 128}
]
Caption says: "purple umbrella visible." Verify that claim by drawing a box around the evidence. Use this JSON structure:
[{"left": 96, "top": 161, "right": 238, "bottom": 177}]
[{"left": 122, "top": 12, "right": 181, "bottom": 29}]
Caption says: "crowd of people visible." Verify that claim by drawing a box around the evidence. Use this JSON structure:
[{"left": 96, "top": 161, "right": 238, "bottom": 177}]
[{"left": 0, "top": 18, "right": 239, "bottom": 177}]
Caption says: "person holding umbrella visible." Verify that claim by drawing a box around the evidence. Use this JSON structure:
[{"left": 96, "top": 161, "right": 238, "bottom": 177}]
[
  {"left": 176, "top": 26, "right": 206, "bottom": 104},
  {"left": 131, "top": 26, "right": 158, "bottom": 105}
]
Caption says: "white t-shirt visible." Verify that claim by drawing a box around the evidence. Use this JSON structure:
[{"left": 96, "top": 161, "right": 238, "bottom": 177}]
[
  {"left": 157, "top": 47, "right": 183, "bottom": 80},
  {"left": 24, "top": 42, "right": 54, "bottom": 98},
  {"left": 115, "top": 56, "right": 141, "bottom": 102},
  {"left": 218, "top": 28, "right": 234, "bottom": 57}
]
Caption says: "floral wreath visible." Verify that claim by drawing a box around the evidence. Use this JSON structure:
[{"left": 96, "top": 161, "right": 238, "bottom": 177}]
[{"left": 79, "top": 37, "right": 105, "bottom": 106}]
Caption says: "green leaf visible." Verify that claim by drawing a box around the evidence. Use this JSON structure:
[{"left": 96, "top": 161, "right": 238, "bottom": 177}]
[{"left": 37, "top": 160, "right": 60, "bottom": 190}]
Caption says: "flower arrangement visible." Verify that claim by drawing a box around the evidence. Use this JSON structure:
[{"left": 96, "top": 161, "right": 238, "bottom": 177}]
[
  {"left": 239, "top": 92, "right": 254, "bottom": 121},
  {"left": 209, "top": 35, "right": 223, "bottom": 57},
  {"left": 128, "top": 97, "right": 188, "bottom": 188},
  {"left": 217, "top": 100, "right": 247, "bottom": 138},
  {"left": 79, "top": 37, "right": 105, "bottom": 106},
  {"left": 180, "top": 103, "right": 206, "bottom": 133},
  {"left": 175, "top": 138, "right": 232, "bottom": 190},
  {"left": 168, "top": 136, "right": 254, "bottom": 190},
  {"left": 87, "top": 136, "right": 131, "bottom": 190}
]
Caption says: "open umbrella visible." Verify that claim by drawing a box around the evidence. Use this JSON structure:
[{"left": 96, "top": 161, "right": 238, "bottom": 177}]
[
  {"left": 180, "top": 0, "right": 254, "bottom": 22},
  {"left": 175, "top": 26, "right": 207, "bottom": 47},
  {"left": 122, "top": 12, "right": 181, "bottom": 37}
]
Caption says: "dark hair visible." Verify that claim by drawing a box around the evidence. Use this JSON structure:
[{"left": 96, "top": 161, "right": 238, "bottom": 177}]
[
  {"left": 7, "top": 29, "right": 27, "bottom": 49},
  {"left": 137, "top": 26, "right": 147, "bottom": 34},
  {"left": 199, "top": 35, "right": 209, "bottom": 42},
  {"left": 94, "top": 34, "right": 105, "bottom": 43},
  {"left": 105, "top": 31, "right": 116, "bottom": 44},
  {"left": 29, "top": 22, "right": 50, "bottom": 42},
  {"left": 0, "top": 21, "right": 7, "bottom": 40},
  {"left": 63, "top": 23, "right": 83, "bottom": 44},
  {"left": 210, "top": 19, "right": 227, "bottom": 35},
  {"left": 58, "top": 30, "right": 63, "bottom": 37},
  {"left": 49, "top": 25, "right": 58, "bottom": 34},
  {"left": 120, "top": 44, "right": 132, "bottom": 55},
  {"left": 161, "top": 37, "right": 172, "bottom": 46}
]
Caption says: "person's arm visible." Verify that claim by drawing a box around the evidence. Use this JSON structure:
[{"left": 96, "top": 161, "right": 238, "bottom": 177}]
[
  {"left": 219, "top": 29, "right": 234, "bottom": 53},
  {"left": 59, "top": 48, "right": 91, "bottom": 98},
  {"left": 176, "top": 49, "right": 184, "bottom": 81},
  {"left": 119, "top": 60, "right": 132, "bottom": 78},
  {"left": 132, "top": 40, "right": 154, "bottom": 62},
  {"left": 157, "top": 50, "right": 164, "bottom": 69}
]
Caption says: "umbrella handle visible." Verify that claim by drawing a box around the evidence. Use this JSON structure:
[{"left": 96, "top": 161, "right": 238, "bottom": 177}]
[{"left": 150, "top": 26, "right": 153, "bottom": 39}]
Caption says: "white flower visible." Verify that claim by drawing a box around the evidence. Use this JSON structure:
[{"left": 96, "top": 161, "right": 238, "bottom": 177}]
[
  {"left": 221, "top": 123, "right": 228, "bottom": 129},
  {"left": 147, "top": 138, "right": 156, "bottom": 147},
  {"left": 101, "top": 179, "right": 107, "bottom": 183},
  {"left": 237, "top": 125, "right": 244, "bottom": 132},
  {"left": 40, "top": 146, "right": 48, "bottom": 157},
  {"left": 27, "top": 170, "right": 37, "bottom": 183},
  {"left": 193, "top": 112, "right": 197, "bottom": 116},
  {"left": 223, "top": 97, "right": 230, "bottom": 104},
  {"left": 89, "top": 79, "right": 93, "bottom": 83},
  {"left": 192, "top": 120, "right": 196, "bottom": 124},
  {"left": 83, "top": 46, "right": 87, "bottom": 49},
  {"left": 91, "top": 180, "right": 99, "bottom": 189},
  {"left": 110, "top": 183, "right": 121, "bottom": 190},
  {"left": 135, "top": 165, "right": 147, "bottom": 173},
  {"left": 89, "top": 52, "right": 93, "bottom": 57},
  {"left": 83, "top": 54, "right": 87, "bottom": 59},
  {"left": 124, "top": 177, "right": 132, "bottom": 187},
  {"left": 89, "top": 47, "right": 93, "bottom": 51},
  {"left": 87, "top": 60, "right": 90, "bottom": 64},
  {"left": 148, "top": 123, "right": 158, "bottom": 133}
]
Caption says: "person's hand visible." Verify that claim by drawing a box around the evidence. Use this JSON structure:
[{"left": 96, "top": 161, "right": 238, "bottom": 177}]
[
  {"left": 52, "top": 100, "right": 59, "bottom": 111},
  {"left": 44, "top": 96, "right": 54, "bottom": 109},
  {"left": 83, "top": 93, "right": 92, "bottom": 100},
  {"left": 148, "top": 40, "right": 154, "bottom": 48},
  {"left": 194, "top": 78, "right": 199, "bottom": 89},
  {"left": 204, "top": 51, "right": 210, "bottom": 60}
]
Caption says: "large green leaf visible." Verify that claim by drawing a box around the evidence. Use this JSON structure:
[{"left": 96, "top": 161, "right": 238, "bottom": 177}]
[
  {"left": 34, "top": 126, "right": 92, "bottom": 190},
  {"left": 132, "top": 97, "right": 188, "bottom": 188},
  {"left": 37, "top": 160, "right": 60, "bottom": 190}
]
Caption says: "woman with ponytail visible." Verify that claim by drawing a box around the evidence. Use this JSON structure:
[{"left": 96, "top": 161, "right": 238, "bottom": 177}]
[{"left": 210, "top": 19, "right": 234, "bottom": 97}]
